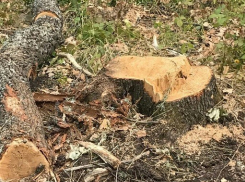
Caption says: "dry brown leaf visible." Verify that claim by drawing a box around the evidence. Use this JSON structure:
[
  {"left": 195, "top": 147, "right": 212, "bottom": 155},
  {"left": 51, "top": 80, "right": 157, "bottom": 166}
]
[
  {"left": 223, "top": 66, "right": 230, "bottom": 74},
  {"left": 136, "top": 130, "right": 147, "bottom": 138},
  {"left": 57, "top": 121, "right": 71, "bottom": 128},
  {"left": 114, "top": 125, "right": 129, "bottom": 131},
  {"left": 53, "top": 134, "right": 67, "bottom": 151},
  {"left": 65, "top": 36, "right": 77, "bottom": 46},
  {"left": 228, "top": 160, "right": 236, "bottom": 167},
  {"left": 99, "top": 119, "right": 110, "bottom": 130}
]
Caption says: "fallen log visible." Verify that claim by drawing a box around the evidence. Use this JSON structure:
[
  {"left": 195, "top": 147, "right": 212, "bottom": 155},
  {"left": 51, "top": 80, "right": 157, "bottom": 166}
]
[{"left": 0, "top": 0, "right": 62, "bottom": 181}]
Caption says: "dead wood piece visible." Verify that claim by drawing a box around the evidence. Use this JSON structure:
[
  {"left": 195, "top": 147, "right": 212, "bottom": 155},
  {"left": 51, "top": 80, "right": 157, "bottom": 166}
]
[
  {"left": 34, "top": 92, "right": 68, "bottom": 102},
  {"left": 0, "top": 0, "right": 63, "bottom": 181},
  {"left": 64, "top": 164, "right": 99, "bottom": 172},
  {"left": 57, "top": 52, "right": 95, "bottom": 77},
  {"left": 84, "top": 168, "right": 109, "bottom": 182},
  {"left": 79, "top": 141, "right": 121, "bottom": 169},
  {"left": 122, "top": 151, "right": 150, "bottom": 164}
]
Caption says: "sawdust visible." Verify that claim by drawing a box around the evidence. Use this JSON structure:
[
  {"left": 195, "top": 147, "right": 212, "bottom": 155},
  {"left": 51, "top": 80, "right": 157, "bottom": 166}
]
[{"left": 177, "top": 124, "right": 245, "bottom": 155}]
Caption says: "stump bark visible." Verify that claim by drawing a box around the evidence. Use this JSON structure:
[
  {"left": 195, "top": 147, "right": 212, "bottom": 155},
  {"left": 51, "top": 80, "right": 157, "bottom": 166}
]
[
  {"left": 105, "top": 56, "right": 222, "bottom": 128},
  {"left": 0, "top": 0, "right": 62, "bottom": 181}
]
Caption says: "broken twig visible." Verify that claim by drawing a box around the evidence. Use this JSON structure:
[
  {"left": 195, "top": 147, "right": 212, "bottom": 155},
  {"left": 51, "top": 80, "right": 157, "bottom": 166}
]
[
  {"left": 84, "top": 168, "right": 109, "bottom": 182},
  {"left": 122, "top": 151, "right": 150, "bottom": 164},
  {"left": 57, "top": 52, "right": 95, "bottom": 77},
  {"left": 78, "top": 141, "right": 121, "bottom": 169},
  {"left": 64, "top": 164, "right": 97, "bottom": 172}
]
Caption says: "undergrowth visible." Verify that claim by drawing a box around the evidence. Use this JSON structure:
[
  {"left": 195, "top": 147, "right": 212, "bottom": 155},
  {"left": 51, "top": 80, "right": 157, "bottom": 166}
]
[
  {"left": 56, "top": 0, "right": 244, "bottom": 76},
  {"left": 1, "top": 0, "right": 244, "bottom": 75}
]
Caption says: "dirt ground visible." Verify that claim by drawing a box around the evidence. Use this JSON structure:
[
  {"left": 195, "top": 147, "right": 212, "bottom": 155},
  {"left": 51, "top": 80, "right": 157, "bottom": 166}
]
[{"left": 1, "top": 0, "right": 245, "bottom": 182}]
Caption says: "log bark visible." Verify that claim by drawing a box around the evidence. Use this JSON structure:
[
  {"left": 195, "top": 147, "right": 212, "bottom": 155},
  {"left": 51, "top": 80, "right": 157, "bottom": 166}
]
[{"left": 0, "top": 0, "right": 62, "bottom": 181}]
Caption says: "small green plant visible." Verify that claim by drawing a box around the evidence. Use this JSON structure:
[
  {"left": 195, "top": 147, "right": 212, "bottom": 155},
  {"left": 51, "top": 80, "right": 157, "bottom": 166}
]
[
  {"left": 77, "top": 21, "right": 116, "bottom": 45},
  {"left": 58, "top": 0, "right": 81, "bottom": 6},
  {"left": 208, "top": 1, "right": 245, "bottom": 72},
  {"left": 209, "top": 5, "right": 228, "bottom": 27},
  {"left": 181, "top": 0, "right": 193, "bottom": 6},
  {"left": 180, "top": 42, "right": 194, "bottom": 54},
  {"left": 174, "top": 15, "right": 186, "bottom": 28},
  {"left": 158, "top": 25, "right": 178, "bottom": 48},
  {"left": 55, "top": 72, "right": 68, "bottom": 86},
  {"left": 50, "top": 58, "right": 66, "bottom": 66},
  {"left": 216, "top": 41, "right": 244, "bottom": 73},
  {"left": 23, "top": 0, "right": 33, "bottom": 5},
  {"left": 116, "top": 22, "right": 141, "bottom": 40},
  {"left": 57, "top": 0, "right": 143, "bottom": 74}
]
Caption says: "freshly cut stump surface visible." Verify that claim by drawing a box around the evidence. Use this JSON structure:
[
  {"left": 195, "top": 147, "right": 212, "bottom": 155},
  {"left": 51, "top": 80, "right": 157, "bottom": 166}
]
[
  {"left": 105, "top": 56, "right": 221, "bottom": 130},
  {"left": 106, "top": 56, "right": 191, "bottom": 102}
]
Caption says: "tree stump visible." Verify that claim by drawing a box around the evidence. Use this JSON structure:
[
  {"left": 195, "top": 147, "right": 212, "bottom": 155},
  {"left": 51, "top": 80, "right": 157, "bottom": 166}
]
[
  {"left": 0, "top": 0, "right": 62, "bottom": 181},
  {"left": 105, "top": 56, "right": 222, "bottom": 130}
]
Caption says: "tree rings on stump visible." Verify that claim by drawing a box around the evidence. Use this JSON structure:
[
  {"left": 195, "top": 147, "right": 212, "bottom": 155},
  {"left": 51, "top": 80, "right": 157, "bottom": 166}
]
[
  {"left": 105, "top": 56, "right": 221, "bottom": 129},
  {"left": 0, "top": 138, "right": 50, "bottom": 181}
]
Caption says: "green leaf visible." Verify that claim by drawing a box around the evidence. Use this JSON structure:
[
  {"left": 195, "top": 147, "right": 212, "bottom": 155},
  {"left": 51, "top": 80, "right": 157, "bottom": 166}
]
[
  {"left": 175, "top": 17, "right": 183, "bottom": 27},
  {"left": 109, "top": 0, "right": 117, "bottom": 7},
  {"left": 236, "top": 38, "right": 244, "bottom": 47},
  {"left": 209, "top": 13, "right": 218, "bottom": 19},
  {"left": 216, "top": 42, "right": 224, "bottom": 49},
  {"left": 241, "top": 54, "right": 245, "bottom": 59},
  {"left": 74, "top": 17, "right": 80, "bottom": 24},
  {"left": 217, "top": 17, "right": 227, "bottom": 26},
  {"left": 182, "top": 0, "right": 193, "bottom": 6},
  {"left": 57, "top": 58, "right": 65, "bottom": 65},
  {"left": 180, "top": 15, "right": 186, "bottom": 20},
  {"left": 180, "top": 43, "right": 194, "bottom": 54}
]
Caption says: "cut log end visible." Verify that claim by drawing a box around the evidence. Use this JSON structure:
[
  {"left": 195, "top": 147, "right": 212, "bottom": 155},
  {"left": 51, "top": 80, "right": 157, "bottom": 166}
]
[
  {"left": 105, "top": 56, "right": 221, "bottom": 126},
  {"left": 0, "top": 138, "right": 50, "bottom": 182},
  {"left": 34, "top": 11, "right": 59, "bottom": 21}
]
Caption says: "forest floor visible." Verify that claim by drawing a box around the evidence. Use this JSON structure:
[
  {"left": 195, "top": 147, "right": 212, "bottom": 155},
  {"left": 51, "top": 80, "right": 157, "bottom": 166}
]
[{"left": 0, "top": 0, "right": 245, "bottom": 181}]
